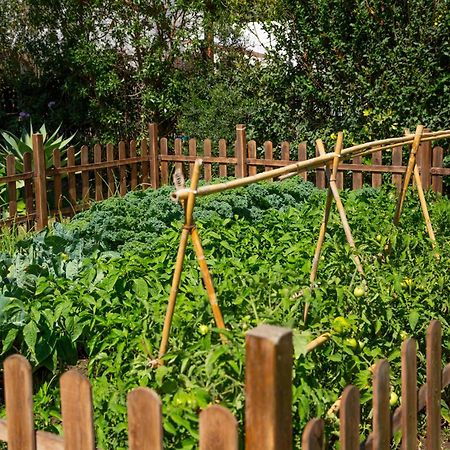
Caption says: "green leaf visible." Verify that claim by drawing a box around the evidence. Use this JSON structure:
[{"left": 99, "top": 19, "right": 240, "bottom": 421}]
[
  {"left": 408, "top": 310, "right": 419, "bottom": 331},
  {"left": 23, "top": 321, "right": 38, "bottom": 355}
]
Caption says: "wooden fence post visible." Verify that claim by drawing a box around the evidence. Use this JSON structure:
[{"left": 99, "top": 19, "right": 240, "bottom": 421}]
[
  {"left": 4, "top": 355, "right": 36, "bottom": 450},
  {"left": 32, "top": 133, "right": 48, "bottom": 230},
  {"left": 200, "top": 405, "right": 238, "bottom": 450},
  {"left": 245, "top": 325, "right": 293, "bottom": 450},
  {"left": 302, "top": 419, "right": 324, "bottom": 450},
  {"left": 148, "top": 123, "right": 160, "bottom": 189},
  {"left": 235, "top": 125, "right": 247, "bottom": 178},
  {"left": 416, "top": 128, "right": 432, "bottom": 190}
]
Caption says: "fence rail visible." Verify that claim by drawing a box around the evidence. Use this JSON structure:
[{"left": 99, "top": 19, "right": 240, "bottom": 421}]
[
  {"left": 0, "top": 320, "right": 448, "bottom": 449},
  {"left": 0, "top": 124, "right": 448, "bottom": 229}
]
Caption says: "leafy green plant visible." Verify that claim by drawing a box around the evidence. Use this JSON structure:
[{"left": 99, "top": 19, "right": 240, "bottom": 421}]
[{"left": 0, "top": 122, "right": 76, "bottom": 171}]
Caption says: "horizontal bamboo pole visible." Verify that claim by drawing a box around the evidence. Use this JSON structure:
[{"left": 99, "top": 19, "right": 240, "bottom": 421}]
[
  {"left": 172, "top": 129, "right": 450, "bottom": 201},
  {"left": 306, "top": 333, "right": 332, "bottom": 353}
]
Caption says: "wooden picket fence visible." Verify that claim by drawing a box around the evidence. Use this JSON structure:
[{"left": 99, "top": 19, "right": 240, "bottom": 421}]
[
  {"left": 0, "top": 320, "right": 448, "bottom": 449},
  {"left": 0, "top": 124, "right": 448, "bottom": 230}
]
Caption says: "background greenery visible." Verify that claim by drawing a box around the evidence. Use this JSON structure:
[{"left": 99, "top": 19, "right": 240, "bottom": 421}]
[{"left": 1, "top": 0, "right": 449, "bottom": 144}]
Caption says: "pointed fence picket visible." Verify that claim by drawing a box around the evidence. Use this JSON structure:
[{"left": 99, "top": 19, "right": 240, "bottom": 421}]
[{"left": 0, "top": 320, "right": 448, "bottom": 449}]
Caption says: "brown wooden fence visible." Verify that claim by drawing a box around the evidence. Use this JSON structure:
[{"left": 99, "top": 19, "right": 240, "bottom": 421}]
[
  {"left": 0, "top": 320, "right": 448, "bottom": 449},
  {"left": 0, "top": 124, "right": 448, "bottom": 230}
]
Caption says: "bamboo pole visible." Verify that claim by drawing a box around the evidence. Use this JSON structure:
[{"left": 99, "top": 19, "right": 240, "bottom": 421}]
[
  {"left": 393, "top": 125, "right": 424, "bottom": 226},
  {"left": 157, "top": 161, "right": 202, "bottom": 363},
  {"left": 172, "top": 129, "right": 450, "bottom": 202},
  {"left": 413, "top": 165, "right": 436, "bottom": 245},
  {"left": 305, "top": 332, "right": 332, "bottom": 353}
]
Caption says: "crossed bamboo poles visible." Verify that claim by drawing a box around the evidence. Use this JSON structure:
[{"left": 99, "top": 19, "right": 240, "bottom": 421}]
[{"left": 157, "top": 126, "right": 449, "bottom": 361}]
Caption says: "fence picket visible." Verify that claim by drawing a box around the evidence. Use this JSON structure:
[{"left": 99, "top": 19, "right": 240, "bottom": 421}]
[
  {"left": 141, "top": 139, "right": 150, "bottom": 189},
  {"left": 373, "top": 359, "right": 390, "bottom": 450},
  {"left": 106, "top": 143, "right": 115, "bottom": 197},
  {"left": 426, "top": 320, "right": 442, "bottom": 450},
  {"left": 32, "top": 134, "right": 48, "bottom": 229},
  {"left": 302, "top": 419, "right": 324, "bottom": 450},
  {"left": 175, "top": 138, "right": 183, "bottom": 173},
  {"left": 281, "top": 141, "right": 290, "bottom": 165},
  {"left": 235, "top": 125, "right": 247, "bottom": 178},
  {"left": 401, "top": 338, "right": 417, "bottom": 450},
  {"left": 23, "top": 152, "right": 33, "bottom": 223},
  {"left": 127, "top": 387, "right": 163, "bottom": 450},
  {"left": 81, "top": 145, "right": 89, "bottom": 204},
  {"left": 245, "top": 325, "right": 292, "bottom": 450},
  {"left": 298, "top": 142, "right": 307, "bottom": 181},
  {"left": 94, "top": 144, "right": 103, "bottom": 201},
  {"left": 248, "top": 140, "right": 257, "bottom": 176},
  {"left": 149, "top": 123, "right": 159, "bottom": 189},
  {"left": 392, "top": 146, "right": 403, "bottom": 192},
  {"left": 53, "top": 149, "right": 62, "bottom": 212},
  {"left": 315, "top": 144, "right": 326, "bottom": 189},
  {"left": 119, "top": 141, "right": 127, "bottom": 196},
  {"left": 264, "top": 141, "right": 273, "bottom": 178},
  {"left": 130, "top": 140, "right": 138, "bottom": 191},
  {"left": 4, "top": 355, "right": 36, "bottom": 450},
  {"left": 160, "top": 138, "right": 169, "bottom": 185},
  {"left": 199, "top": 405, "right": 238, "bottom": 450},
  {"left": 352, "top": 155, "right": 363, "bottom": 189},
  {"left": 372, "top": 148, "right": 382, "bottom": 187},
  {"left": 340, "top": 385, "right": 360, "bottom": 450},
  {"left": 189, "top": 138, "right": 197, "bottom": 178},
  {"left": 431, "top": 146, "right": 444, "bottom": 193},
  {"left": 203, "top": 139, "right": 212, "bottom": 181},
  {"left": 67, "top": 146, "right": 77, "bottom": 207},
  {"left": 6, "top": 154, "right": 17, "bottom": 218},
  {"left": 219, "top": 139, "right": 227, "bottom": 177},
  {"left": 417, "top": 130, "right": 432, "bottom": 189},
  {"left": 60, "top": 370, "right": 95, "bottom": 450}
]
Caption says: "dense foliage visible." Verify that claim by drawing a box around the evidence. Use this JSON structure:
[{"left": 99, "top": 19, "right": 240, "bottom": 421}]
[
  {"left": 0, "top": 179, "right": 449, "bottom": 448},
  {"left": 1, "top": 1, "right": 449, "bottom": 144}
]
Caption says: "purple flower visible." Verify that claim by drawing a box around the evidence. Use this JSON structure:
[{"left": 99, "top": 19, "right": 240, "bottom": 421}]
[
  {"left": 48, "top": 101, "right": 56, "bottom": 109},
  {"left": 19, "top": 111, "right": 30, "bottom": 120}
]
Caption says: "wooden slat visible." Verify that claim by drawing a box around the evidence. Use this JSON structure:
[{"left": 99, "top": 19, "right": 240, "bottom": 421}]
[
  {"left": 23, "top": 153, "right": 33, "bottom": 221},
  {"left": 199, "top": 405, "right": 238, "bottom": 450},
  {"left": 118, "top": 141, "right": 127, "bottom": 196},
  {"left": 219, "top": 139, "right": 227, "bottom": 177},
  {"left": 60, "top": 370, "right": 95, "bottom": 450},
  {"left": 94, "top": 144, "right": 103, "bottom": 201},
  {"left": 281, "top": 141, "right": 290, "bottom": 164},
  {"left": 264, "top": 141, "right": 273, "bottom": 176},
  {"left": 302, "top": 419, "right": 324, "bottom": 450},
  {"left": 32, "top": 134, "right": 48, "bottom": 230},
  {"left": 245, "top": 325, "right": 292, "bottom": 450},
  {"left": 129, "top": 140, "right": 138, "bottom": 190},
  {"left": 417, "top": 130, "right": 432, "bottom": 189},
  {"left": 6, "top": 154, "right": 17, "bottom": 218},
  {"left": 235, "top": 125, "right": 247, "bottom": 178},
  {"left": 81, "top": 145, "right": 89, "bottom": 204},
  {"left": 401, "top": 338, "right": 417, "bottom": 450},
  {"left": 174, "top": 138, "right": 183, "bottom": 173},
  {"left": 373, "top": 360, "right": 390, "bottom": 450},
  {"left": 248, "top": 140, "right": 257, "bottom": 176},
  {"left": 148, "top": 123, "right": 159, "bottom": 189},
  {"left": 315, "top": 144, "right": 325, "bottom": 189},
  {"left": 392, "top": 146, "right": 403, "bottom": 192},
  {"left": 298, "top": 142, "right": 307, "bottom": 181},
  {"left": 371, "top": 148, "right": 382, "bottom": 187},
  {"left": 431, "top": 146, "right": 444, "bottom": 194},
  {"left": 141, "top": 140, "right": 150, "bottom": 189},
  {"left": 67, "top": 146, "right": 77, "bottom": 207},
  {"left": 340, "top": 385, "right": 360, "bottom": 450},
  {"left": 127, "top": 387, "right": 163, "bottom": 450},
  {"left": 4, "top": 355, "right": 36, "bottom": 450},
  {"left": 53, "top": 149, "right": 62, "bottom": 212},
  {"left": 159, "top": 138, "right": 169, "bottom": 185},
  {"left": 106, "top": 143, "right": 115, "bottom": 197},
  {"left": 203, "top": 139, "right": 212, "bottom": 181},
  {"left": 0, "top": 172, "right": 33, "bottom": 184},
  {"left": 189, "top": 138, "right": 197, "bottom": 178},
  {"left": 426, "top": 320, "right": 441, "bottom": 450},
  {"left": 352, "top": 155, "right": 363, "bottom": 190}
]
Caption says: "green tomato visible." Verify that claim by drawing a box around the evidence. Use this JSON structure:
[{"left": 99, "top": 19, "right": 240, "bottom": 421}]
[
  {"left": 400, "top": 331, "right": 409, "bottom": 341},
  {"left": 344, "top": 338, "right": 359, "bottom": 350},
  {"left": 332, "top": 317, "right": 351, "bottom": 335},
  {"left": 353, "top": 286, "right": 365, "bottom": 297},
  {"left": 376, "top": 234, "right": 382, "bottom": 242},
  {"left": 390, "top": 391, "right": 399, "bottom": 406},
  {"left": 198, "top": 324, "right": 209, "bottom": 335}
]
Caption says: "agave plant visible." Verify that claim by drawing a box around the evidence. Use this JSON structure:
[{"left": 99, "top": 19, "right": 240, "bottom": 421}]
[{"left": 0, "top": 122, "right": 76, "bottom": 171}]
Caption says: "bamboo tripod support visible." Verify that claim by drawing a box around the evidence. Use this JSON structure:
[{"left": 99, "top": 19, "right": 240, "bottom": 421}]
[
  {"left": 305, "top": 133, "right": 365, "bottom": 322},
  {"left": 156, "top": 160, "right": 226, "bottom": 364}
]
